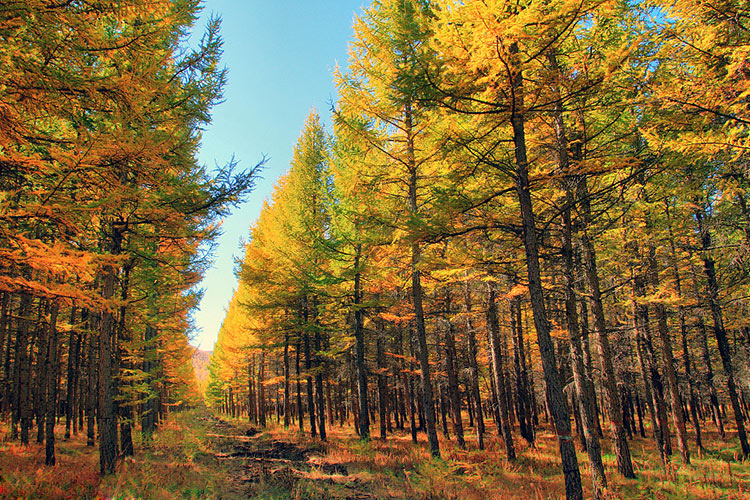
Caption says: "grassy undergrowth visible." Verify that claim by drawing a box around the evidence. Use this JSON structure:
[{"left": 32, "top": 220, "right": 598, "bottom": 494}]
[
  {"left": 1, "top": 409, "right": 748, "bottom": 499},
  {"left": 0, "top": 407, "right": 231, "bottom": 500},
  {"left": 255, "top": 422, "right": 749, "bottom": 500}
]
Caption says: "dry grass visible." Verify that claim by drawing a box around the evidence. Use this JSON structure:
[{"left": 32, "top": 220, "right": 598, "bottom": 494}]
[
  {"left": 0, "top": 409, "right": 231, "bottom": 500},
  {"left": 0, "top": 429, "right": 101, "bottom": 499},
  {"left": 1, "top": 412, "right": 747, "bottom": 500},
  {"left": 262, "top": 419, "right": 749, "bottom": 500}
]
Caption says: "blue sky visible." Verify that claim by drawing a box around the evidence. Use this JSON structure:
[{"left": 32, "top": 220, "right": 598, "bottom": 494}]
[{"left": 190, "top": 1, "right": 366, "bottom": 351}]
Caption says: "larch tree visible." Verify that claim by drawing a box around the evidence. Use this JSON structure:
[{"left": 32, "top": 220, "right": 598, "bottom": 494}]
[
  {"left": 644, "top": 0, "right": 750, "bottom": 458},
  {"left": 0, "top": 0, "right": 258, "bottom": 472},
  {"left": 334, "top": 0, "right": 448, "bottom": 458}
]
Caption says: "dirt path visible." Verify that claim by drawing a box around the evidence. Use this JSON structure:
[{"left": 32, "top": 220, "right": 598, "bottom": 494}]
[{"left": 200, "top": 415, "right": 383, "bottom": 499}]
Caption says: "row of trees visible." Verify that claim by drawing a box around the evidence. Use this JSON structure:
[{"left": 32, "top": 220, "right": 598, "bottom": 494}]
[
  {"left": 208, "top": 0, "right": 750, "bottom": 499},
  {"left": 0, "top": 0, "right": 257, "bottom": 474}
]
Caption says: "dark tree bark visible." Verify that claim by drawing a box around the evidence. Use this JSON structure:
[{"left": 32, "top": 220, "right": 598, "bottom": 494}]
[
  {"left": 510, "top": 295, "right": 534, "bottom": 444},
  {"left": 16, "top": 293, "right": 32, "bottom": 445},
  {"left": 404, "top": 100, "right": 440, "bottom": 458},
  {"left": 559, "top": 170, "right": 606, "bottom": 497},
  {"left": 36, "top": 300, "right": 49, "bottom": 445},
  {"left": 0, "top": 292, "right": 10, "bottom": 415},
  {"left": 354, "top": 246, "right": 370, "bottom": 440},
  {"left": 258, "top": 349, "right": 266, "bottom": 427},
  {"left": 72, "top": 324, "right": 83, "bottom": 436},
  {"left": 326, "top": 380, "right": 334, "bottom": 428},
  {"left": 486, "top": 285, "right": 515, "bottom": 461},
  {"left": 1, "top": 296, "right": 15, "bottom": 419},
  {"left": 633, "top": 273, "right": 670, "bottom": 465},
  {"left": 314, "top": 329, "right": 326, "bottom": 441},
  {"left": 648, "top": 249, "right": 690, "bottom": 464},
  {"left": 622, "top": 388, "right": 634, "bottom": 439},
  {"left": 76, "top": 326, "right": 86, "bottom": 436},
  {"left": 485, "top": 340, "right": 502, "bottom": 430},
  {"left": 442, "top": 292, "right": 465, "bottom": 448},
  {"left": 86, "top": 317, "right": 97, "bottom": 447},
  {"left": 98, "top": 224, "right": 122, "bottom": 474},
  {"left": 688, "top": 256, "right": 725, "bottom": 437},
  {"left": 507, "top": 41, "right": 582, "bottom": 498},
  {"left": 349, "top": 349, "right": 360, "bottom": 436},
  {"left": 65, "top": 308, "right": 80, "bottom": 440},
  {"left": 665, "top": 205, "right": 703, "bottom": 450},
  {"left": 248, "top": 355, "right": 257, "bottom": 424},
  {"left": 695, "top": 207, "right": 750, "bottom": 457},
  {"left": 376, "top": 327, "right": 388, "bottom": 440},
  {"left": 577, "top": 296, "right": 603, "bottom": 438},
  {"left": 295, "top": 337, "right": 303, "bottom": 432},
  {"left": 118, "top": 265, "right": 133, "bottom": 458},
  {"left": 406, "top": 330, "right": 418, "bottom": 443},
  {"left": 304, "top": 331, "right": 316, "bottom": 437},
  {"left": 634, "top": 390, "right": 645, "bottom": 438},
  {"left": 464, "top": 281, "right": 485, "bottom": 449},
  {"left": 44, "top": 302, "right": 60, "bottom": 465},
  {"left": 438, "top": 375, "right": 450, "bottom": 439},
  {"left": 577, "top": 175, "right": 636, "bottom": 479},
  {"left": 283, "top": 331, "right": 290, "bottom": 428},
  {"left": 142, "top": 325, "right": 157, "bottom": 441}
]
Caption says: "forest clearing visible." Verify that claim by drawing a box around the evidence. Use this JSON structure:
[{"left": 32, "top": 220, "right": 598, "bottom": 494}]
[{"left": 2, "top": 0, "right": 750, "bottom": 499}]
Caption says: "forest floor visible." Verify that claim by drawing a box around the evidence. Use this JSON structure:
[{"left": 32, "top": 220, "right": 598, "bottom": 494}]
[{"left": 0, "top": 408, "right": 748, "bottom": 499}]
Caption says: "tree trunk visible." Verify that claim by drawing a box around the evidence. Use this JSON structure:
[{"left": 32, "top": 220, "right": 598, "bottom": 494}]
[
  {"left": 142, "top": 325, "right": 157, "bottom": 441},
  {"left": 577, "top": 176, "right": 636, "bottom": 478},
  {"left": 648, "top": 248, "right": 690, "bottom": 463},
  {"left": 577, "top": 297, "right": 603, "bottom": 438},
  {"left": 633, "top": 273, "right": 670, "bottom": 465},
  {"left": 248, "top": 355, "right": 256, "bottom": 424},
  {"left": 438, "top": 376, "right": 450, "bottom": 439},
  {"left": 326, "top": 380, "right": 334, "bottom": 428},
  {"left": 688, "top": 255, "right": 725, "bottom": 438},
  {"left": 665, "top": 205, "right": 703, "bottom": 450},
  {"left": 15, "top": 293, "right": 33, "bottom": 445},
  {"left": 350, "top": 349, "right": 360, "bottom": 435},
  {"left": 65, "top": 308, "right": 79, "bottom": 440},
  {"left": 354, "top": 247, "right": 370, "bottom": 440},
  {"left": 72, "top": 321, "right": 83, "bottom": 436},
  {"left": 304, "top": 331, "right": 316, "bottom": 437},
  {"left": 258, "top": 349, "right": 266, "bottom": 427},
  {"left": 404, "top": 100, "right": 440, "bottom": 458},
  {"left": 99, "top": 224, "right": 122, "bottom": 474},
  {"left": 86, "top": 317, "right": 97, "bottom": 447},
  {"left": 486, "top": 285, "right": 516, "bottom": 460},
  {"left": 0, "top": 292, "right": 8, "bottom": 415},
  {"left": 295, "top": 338, "right": 303, "bottom": 431},
  {"left": 407, "top": 333, "right": 418, "bottom": 443},
  {"left": 36, "top": 300, "right": 49, "bottom": 445},
  {"left": 510, "top": 295, "right": 534, "bottom": 443},
  {"left": 442, "top": 294, "right": 465, "bottom": 447},
  {"left": 1, "top": 296, "right": 14, "bottom": 418},
  {"left": 508, "top": 42, "right": 582, "bottom": 499},
  {"left": 44, "top": 302, "right": 60, "bottom": 465},
  {"left": 560, "top": 173, "right": 606, "bottom": 497},
  {"left": 486, "top": 339, "right": 502, "bottom": 430},
  {"left": 464, "top": 281, "right": 485, "bottom": 449},
  {"left": 118, "top": 266, "right": 133, "bottom": 458},
  {"left": 695, "top": 207, "right": 750, "bottom": 457},
  {"left": 376, "top": 328, "right": 388, "bottom": 440},
  {"left": 314, "top": 329, "right": 326, "bottom": 441},
  {"left": 283, "top": 331, "right": 290, "bottom": 428}
]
